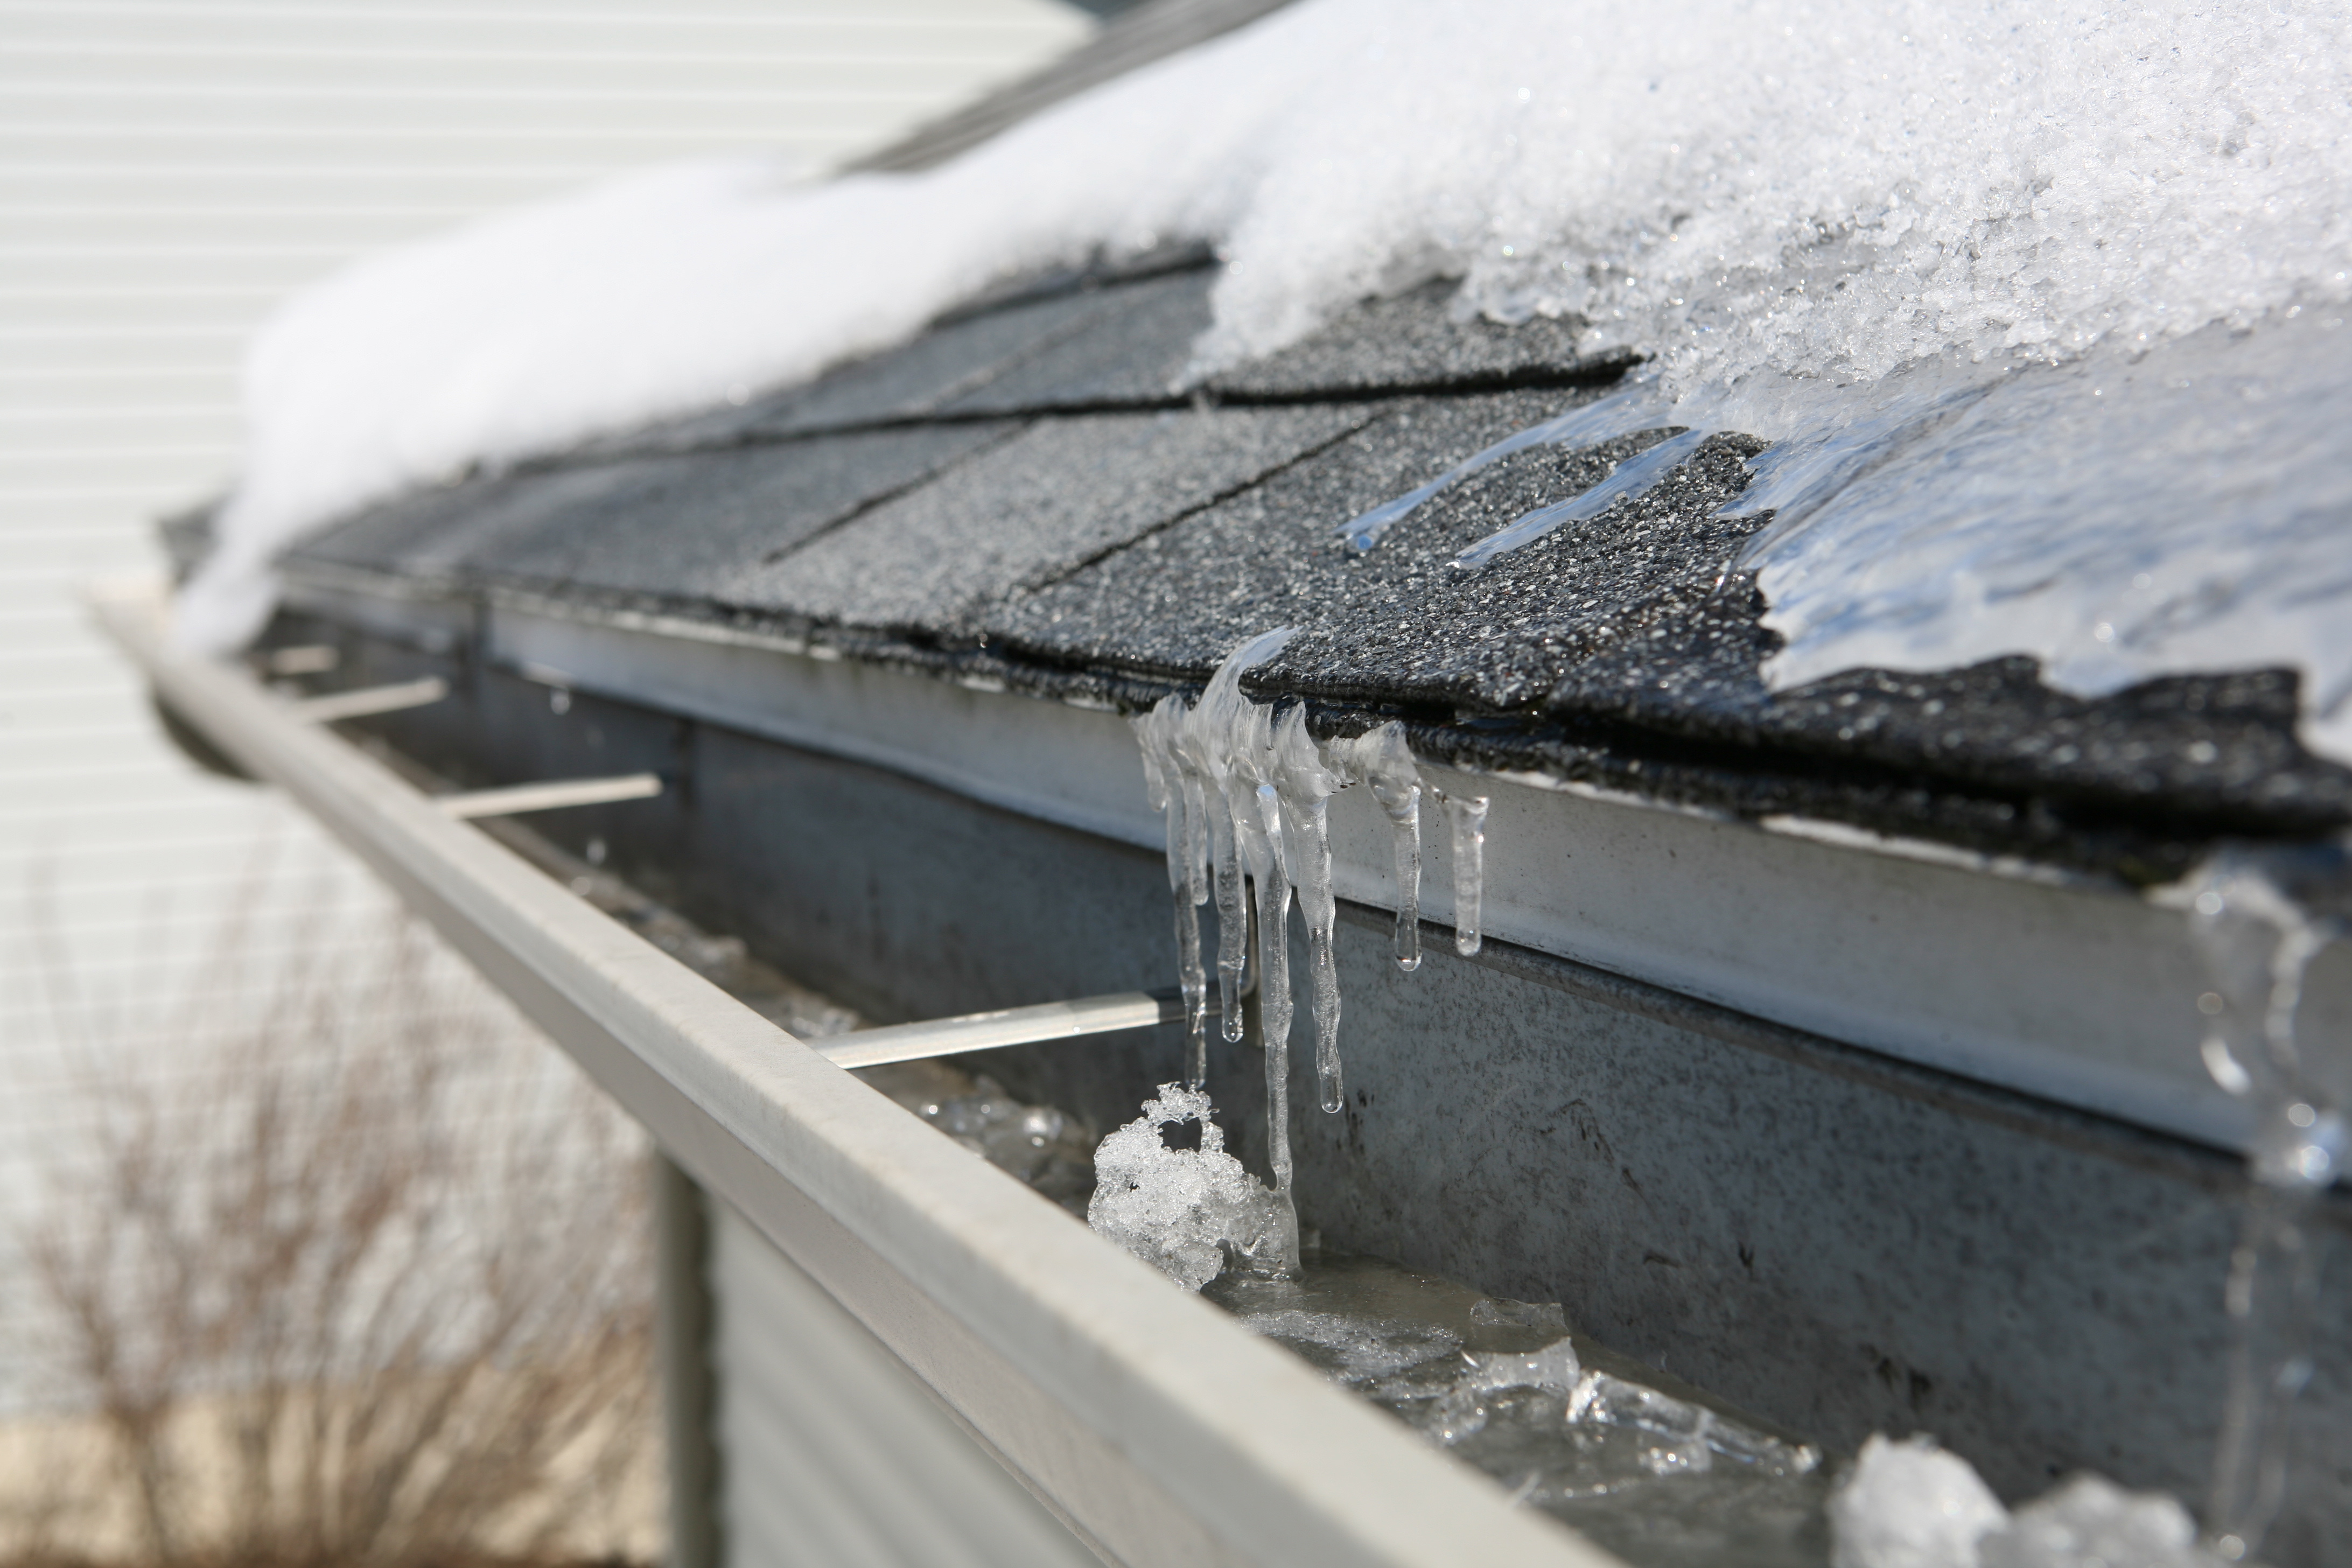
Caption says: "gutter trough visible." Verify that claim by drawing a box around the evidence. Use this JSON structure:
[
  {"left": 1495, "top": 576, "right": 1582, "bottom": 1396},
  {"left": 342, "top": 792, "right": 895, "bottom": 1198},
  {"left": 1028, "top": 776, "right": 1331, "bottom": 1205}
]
[{"left": 89, "top": 578, "right": 1622, "bottom": 1568}]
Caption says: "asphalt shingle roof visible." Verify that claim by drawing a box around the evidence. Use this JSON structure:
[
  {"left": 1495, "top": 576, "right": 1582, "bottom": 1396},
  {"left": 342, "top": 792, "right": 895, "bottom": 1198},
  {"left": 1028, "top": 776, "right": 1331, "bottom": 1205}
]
[{"left": 274, "top": 256, "right": 2352, "bottom": 883}]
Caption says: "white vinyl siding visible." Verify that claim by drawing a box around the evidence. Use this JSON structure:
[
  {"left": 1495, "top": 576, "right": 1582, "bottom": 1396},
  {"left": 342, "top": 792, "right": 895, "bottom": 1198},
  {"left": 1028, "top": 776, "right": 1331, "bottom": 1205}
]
[{"left": 0, "top": 0, "right": 1090, "bottom": 1408}]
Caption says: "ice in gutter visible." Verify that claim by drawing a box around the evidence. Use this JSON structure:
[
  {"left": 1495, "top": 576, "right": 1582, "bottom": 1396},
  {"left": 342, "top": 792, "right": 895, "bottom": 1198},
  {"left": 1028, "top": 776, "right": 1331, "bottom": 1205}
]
[{"left": 2176, "top": 844, "right": 2349, "bottom": 1562}]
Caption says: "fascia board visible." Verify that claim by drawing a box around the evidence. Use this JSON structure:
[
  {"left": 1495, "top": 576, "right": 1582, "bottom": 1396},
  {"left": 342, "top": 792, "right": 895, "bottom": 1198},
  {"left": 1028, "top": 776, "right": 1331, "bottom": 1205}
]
[{"left": 464, "top": 588, "right": 2306, "bottom": 1159}]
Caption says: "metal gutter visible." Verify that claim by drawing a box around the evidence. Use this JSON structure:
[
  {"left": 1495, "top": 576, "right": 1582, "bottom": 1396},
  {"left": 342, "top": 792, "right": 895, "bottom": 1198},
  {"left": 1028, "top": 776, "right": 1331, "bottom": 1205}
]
[
  {"left": 430, "top": 584, "right": 2320, "bottom": 1157},
  {"left": 92, "top": 579, "right": 1619, "bottom": 1568}
]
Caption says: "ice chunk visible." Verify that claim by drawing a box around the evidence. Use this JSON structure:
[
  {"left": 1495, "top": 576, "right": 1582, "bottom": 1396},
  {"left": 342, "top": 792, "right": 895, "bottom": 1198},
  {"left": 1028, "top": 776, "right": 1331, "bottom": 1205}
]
[
  {"left": 1474, "top": 1338, "right": 1584, "bottom": 1398},
  {"left": 1241, "top": 1308, "right": 1463, "bottom": 1385},
  {"left": 1417, "top": 1337, "right": 1583, "bottom": 1446},
  {"left": 1978, "top": 1475, "right": 2224, "bottom": 1568},
  {"left": 1468, "top": 1296, "right": 1570, "bottom": 1336},
  {"left": 1829, "top": 1433, "right": 2008, "bottom": 1568},
  {"left": 1088, "top": 1083, "right": 1292, "bottom": 1291}
]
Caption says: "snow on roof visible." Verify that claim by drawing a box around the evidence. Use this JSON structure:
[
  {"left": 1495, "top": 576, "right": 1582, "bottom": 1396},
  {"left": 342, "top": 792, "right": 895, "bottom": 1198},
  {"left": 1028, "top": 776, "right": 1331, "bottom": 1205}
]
[{"left": 182, "top": 0, "right": 2352, "bottom": 772}]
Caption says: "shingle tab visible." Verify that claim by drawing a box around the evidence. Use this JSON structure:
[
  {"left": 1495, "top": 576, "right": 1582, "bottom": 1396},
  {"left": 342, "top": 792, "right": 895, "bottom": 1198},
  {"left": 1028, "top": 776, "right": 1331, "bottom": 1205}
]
[
  {"left": 939, "top": 266, "right": 1215, "bottom": 414},
  {"left": 993, "top": 388, "right": 1746, "bottom": 712},
  {"left": 277, "top": 258, "right": 2352, "bottom": 867},
  {"left": 722, "top": 403, "right": 1374, "bottom": 633},
  {"left": 1208, "top": 279, "right": 1631, "bottom": 400},
  {"left": 288, "top": 423, "right": 1014, "bottom": 603}
]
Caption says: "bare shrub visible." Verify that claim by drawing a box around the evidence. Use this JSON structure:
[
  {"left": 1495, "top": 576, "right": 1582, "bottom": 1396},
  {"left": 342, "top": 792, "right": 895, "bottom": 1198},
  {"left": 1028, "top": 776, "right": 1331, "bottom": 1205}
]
[{"left": 4, "top": 844, "right": 659, "bottom": 1567}]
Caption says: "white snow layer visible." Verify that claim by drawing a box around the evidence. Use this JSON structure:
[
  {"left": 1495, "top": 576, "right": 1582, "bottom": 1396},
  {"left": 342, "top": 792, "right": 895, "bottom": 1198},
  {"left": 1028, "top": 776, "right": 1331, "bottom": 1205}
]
[
  {"left": 181, "top": 0, "right": 2352, "bottom": 764},
  {"left": 1829, "top": 1434, "right": 2230, "bottom": 1568}
]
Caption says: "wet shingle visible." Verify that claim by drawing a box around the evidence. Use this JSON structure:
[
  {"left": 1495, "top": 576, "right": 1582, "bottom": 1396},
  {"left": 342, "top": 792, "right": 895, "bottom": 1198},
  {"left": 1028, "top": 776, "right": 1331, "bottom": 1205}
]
[
  {"left": 723, "top": 403, "right": 1374, "bottom": 634},
  {"left": 1208, "top": 279, "right": 1632, "bottom": 400},
  {"left": 287, "top": 423, "right": 1013, "bottom": 603},
  {"left": 939, "top": 266, "right": 1215, "bottom": 413},
  {"left": 993, "top": 387, "right": 1754, "bottom": 712},
  {"left": 278, "top": 258, "right": 2352, "bottom": 866}
]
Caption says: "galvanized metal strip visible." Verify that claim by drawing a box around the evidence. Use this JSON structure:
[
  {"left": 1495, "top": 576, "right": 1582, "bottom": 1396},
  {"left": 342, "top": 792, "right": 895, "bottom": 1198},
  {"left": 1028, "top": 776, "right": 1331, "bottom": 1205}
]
[
  {"left": 821, "top": 990, "right": 1185, "bottom": 1069},
  {"left": 288, "top": 673, "right": 447, "bottom": 722},
  {"left": 435, "top": 771, "right": 663, "bottom": 820}
]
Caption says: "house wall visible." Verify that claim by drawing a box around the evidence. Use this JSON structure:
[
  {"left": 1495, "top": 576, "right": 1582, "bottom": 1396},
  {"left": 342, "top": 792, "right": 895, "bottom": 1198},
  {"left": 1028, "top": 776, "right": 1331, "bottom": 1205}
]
[
  {"left": 0, "top": 0, "right": 1087, "bottom": 1410},
  {"left": 703, "top": 1188, "right": 1103, "bottom": 1568}
]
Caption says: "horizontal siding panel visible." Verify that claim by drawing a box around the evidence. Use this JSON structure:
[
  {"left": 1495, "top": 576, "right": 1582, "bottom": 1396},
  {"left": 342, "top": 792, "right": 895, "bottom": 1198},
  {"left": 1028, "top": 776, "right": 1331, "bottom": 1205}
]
[
  {"left": 0, "top": 5, "right": 1084, "bottom": 52},
  {"left": 0, "top": 447, "right": 237, "bottom": 485},
  {"left": 0, "top": 0, "right": 1092, "bottom": 1424},
  {"left": 0, "top": 65, "right": 1005, "bottom": 101},
  {"left": 0, "top": 543, "right": 173, "bottom": 582},
  {"left": 0, "top": 409, "right": 241, "bottom": 449}
]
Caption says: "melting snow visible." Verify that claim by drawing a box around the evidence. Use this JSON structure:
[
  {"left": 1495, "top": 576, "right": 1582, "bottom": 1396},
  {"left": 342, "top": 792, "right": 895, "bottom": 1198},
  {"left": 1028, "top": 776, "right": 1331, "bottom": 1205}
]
[
  {"left": 1829, "top": 1436, "right": 2232, "bottom": 1568},
  {"left": 179, "top": 0, "right": 2352, "bottom": 766},
  {"left": 1087, "top": 1082, "right": 1293, "bottom": 1289}
]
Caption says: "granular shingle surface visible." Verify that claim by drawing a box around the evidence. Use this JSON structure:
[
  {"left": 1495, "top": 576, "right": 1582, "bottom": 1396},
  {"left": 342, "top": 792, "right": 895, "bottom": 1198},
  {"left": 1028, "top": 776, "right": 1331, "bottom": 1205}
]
[
  {"left": 722, "top": 403, "right": 1375, "bottom": 635},
  {"left": 275, "top": 261, "right": 2352, "bottom": 878}
]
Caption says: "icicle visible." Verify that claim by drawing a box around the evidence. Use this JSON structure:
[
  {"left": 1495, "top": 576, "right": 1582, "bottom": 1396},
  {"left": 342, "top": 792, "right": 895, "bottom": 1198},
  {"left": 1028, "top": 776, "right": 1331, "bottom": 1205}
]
[
  {"left": 1332, "top": 380, "right": 1672, "bottom": 553},
  {"left": 1274, "top": 705, "right": 1346, "bottom": 1115},
  {"left": 1442, "top": 792, "right": 1489, "bottom": 956},
  {"left": 1249, "top": 776, "right": 1296, "bottom": 1192},
  {"left": 1173, "top": 757, "right": 1212, "bottom": 1082},
  {"left": 1135, "top": 697, "right": 1212, "bottom": 1086},
  {"left": 1180, "top": 628, "right": 1294, "bottom": 1046},
  {"left": 1122, "top": 628, "right": 1504, "bottom": 1279},
  {"left": 1332, "top": 722, "right": 1424, "bottom": 971},
  {"left": 2180, "top": 845, "right": 2348, "bottom": 1563}
]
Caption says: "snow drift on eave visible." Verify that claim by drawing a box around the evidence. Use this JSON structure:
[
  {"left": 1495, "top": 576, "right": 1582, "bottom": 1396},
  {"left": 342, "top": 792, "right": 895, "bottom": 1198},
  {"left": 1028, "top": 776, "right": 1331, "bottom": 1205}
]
[{"left": 178, "top": 0, "right": 2352, "bottom": 766}]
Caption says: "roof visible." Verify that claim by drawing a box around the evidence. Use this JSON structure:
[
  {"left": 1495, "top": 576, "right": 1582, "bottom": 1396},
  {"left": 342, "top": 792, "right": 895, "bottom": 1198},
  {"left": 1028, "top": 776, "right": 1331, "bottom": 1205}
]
[{"left": 264, "top": 253, "right": 2352, "bottom": 885}]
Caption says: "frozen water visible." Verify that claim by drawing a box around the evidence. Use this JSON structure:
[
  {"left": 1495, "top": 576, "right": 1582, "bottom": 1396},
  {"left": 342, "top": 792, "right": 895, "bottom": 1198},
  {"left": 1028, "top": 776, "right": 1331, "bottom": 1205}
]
[
  {"left": 1440, "top": 791, "right": 1488, "bottom": 957},
  {"left": 1087, "top": 1082, "right": 1292, "bottom": 1290},
  {"left": 1212, "top": 1256, "right": 1826, "bottom": 1568},
  {"left": 1272, "top": 706, "right": 1347, "bottom": 1115},
  {"left": 1829, "top": 1434, "right": 2006, "bottom": 1568},
  {"left": 1132, "top": 697, "right": 1211, "bottom": 1083},
  {"left": 2175, "top": 843, "right": 2351, "bottom": 1557},
  {"left": 1339, "top": 382, "right": 1673, "bottom": 553},
  {"left": 1978, "top": 1475, "right": 2224, "bottom": 1568},
  {"left": 185, "top": 0, "right": 2352, "bottom": 766},
  {"left": 1181, "top": 629, "right": 1290, "bottom": 1046},
  {"left": 870, "top": 1062, "right": 1100, "bottom": 1213},
  {"left": 1745, "top": 320, "right": 2352, "bottom": 767},
  {"left": 2185, "top": 850, "right": 2350, "bottom": 1193},
  {"left": 1131, "top": 636, "right": 1505, "bottom": 1167},
  {"left": 1452, "top": 428, "right": 1712, "bottom": 569}
]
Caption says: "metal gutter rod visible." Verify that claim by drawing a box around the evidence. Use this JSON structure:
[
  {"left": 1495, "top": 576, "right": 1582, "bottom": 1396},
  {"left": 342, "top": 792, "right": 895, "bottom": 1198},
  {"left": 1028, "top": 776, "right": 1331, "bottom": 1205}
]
[
  {"left": 435, "top": 773, "right": 664, "bottom": 820},
  {"left": 288, "top": 675, "right": 448, "bottom": 723},
  {"left": 821, "top": 990, "right": 1185, "bottom": 1069}
]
